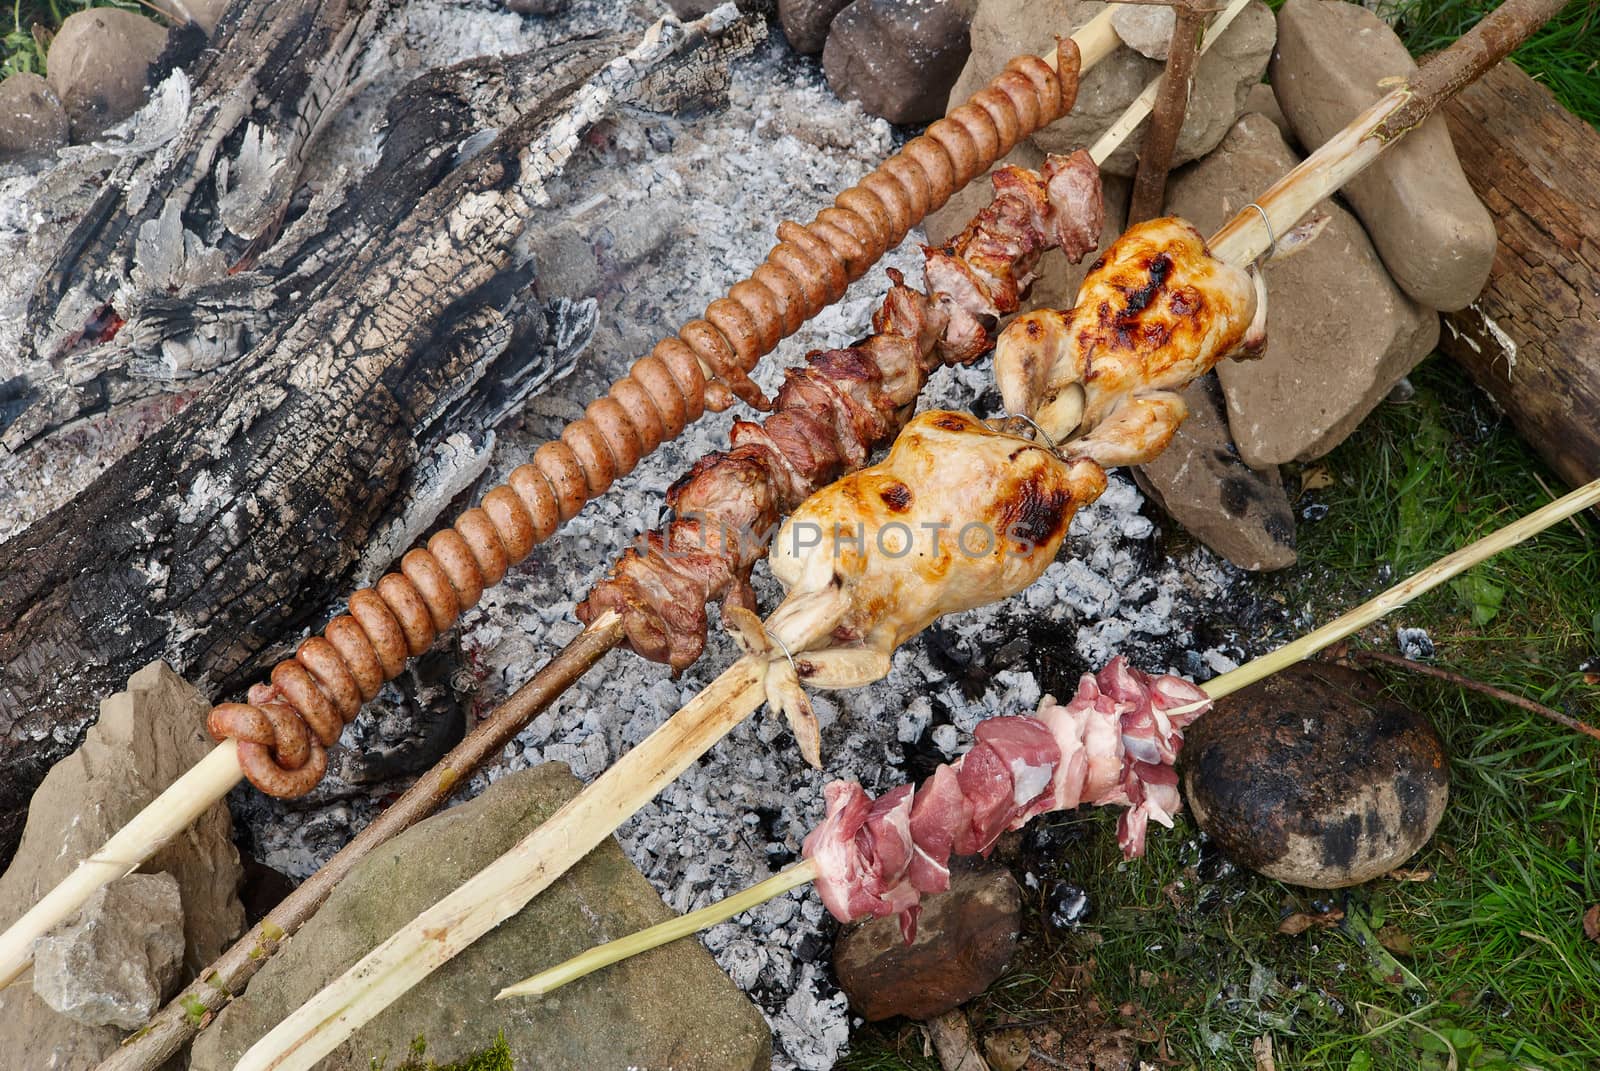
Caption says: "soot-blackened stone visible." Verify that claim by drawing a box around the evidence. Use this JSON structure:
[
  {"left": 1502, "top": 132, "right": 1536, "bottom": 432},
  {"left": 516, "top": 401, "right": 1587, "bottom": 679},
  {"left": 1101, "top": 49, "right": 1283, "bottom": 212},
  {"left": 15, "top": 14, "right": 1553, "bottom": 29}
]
[{"left": 1182, "top": 662, "right": 1449, "bottom": 888}]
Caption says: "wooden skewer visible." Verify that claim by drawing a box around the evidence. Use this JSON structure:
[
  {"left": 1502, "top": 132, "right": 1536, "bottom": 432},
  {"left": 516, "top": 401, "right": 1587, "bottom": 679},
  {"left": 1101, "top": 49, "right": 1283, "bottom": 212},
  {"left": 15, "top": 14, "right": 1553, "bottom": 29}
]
[
  {"left": 1089, "top": 0, "right": 1250, "bottom": 165},
  {"left": 1127, "top": 0, "right": 1207, "bottom": 222},
  {"left": 232, "top": 2, "right": 1570, "bottom": 1064},
  {"left": 504, "top": 476, "right": 1600, "bottom": 998},
  {"left": 91, "top": 611, "right": 624, "bottom": 1071},
  {"left": 0, "top": 618, "right": 627, "bottom": 997},
  {"left": 237, "top": 656, "right": 769, "bottom": 1071},
  {"left": 0, "top": 7, "right": 1140, "bottom": 1000},
  {"left": 1207, "top": 0, "right": 1573, "bottom": 268},
  {"left": 501, "top": 859, "right": 822, "bottom": 1000}
]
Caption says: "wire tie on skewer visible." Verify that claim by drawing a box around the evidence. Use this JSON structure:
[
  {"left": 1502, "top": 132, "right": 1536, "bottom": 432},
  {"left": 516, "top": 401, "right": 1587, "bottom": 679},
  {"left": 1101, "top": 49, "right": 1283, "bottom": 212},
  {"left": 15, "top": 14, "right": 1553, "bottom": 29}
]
[
  {"left": 991, "top": 413, "right": 1060, "bottom": 454},
  {"left": 1246, "top": 201, "right": 1277, "bottom": 265},
  {"left": 765, "top": 628, "right": 799, "bottom": 678}
]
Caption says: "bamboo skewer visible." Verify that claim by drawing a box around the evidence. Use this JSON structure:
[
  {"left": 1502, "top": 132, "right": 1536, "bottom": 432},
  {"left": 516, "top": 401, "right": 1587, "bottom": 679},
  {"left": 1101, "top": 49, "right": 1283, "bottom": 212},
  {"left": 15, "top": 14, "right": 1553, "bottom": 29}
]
[
  {"left": 502, "top": 859, "right": 822, "bottom": 1000},
  {"left": 0, "top": 9, "right": 1143, "bottom": 1001},
  {"left": 236, "top": 657, "right": 769, "bottom": 1071},
  {"left": 505, "top": 476, "right": 1600, "bottom": 998},
  {"left": 231, "top": 3, "right": 1571, "bottom": 1064}
]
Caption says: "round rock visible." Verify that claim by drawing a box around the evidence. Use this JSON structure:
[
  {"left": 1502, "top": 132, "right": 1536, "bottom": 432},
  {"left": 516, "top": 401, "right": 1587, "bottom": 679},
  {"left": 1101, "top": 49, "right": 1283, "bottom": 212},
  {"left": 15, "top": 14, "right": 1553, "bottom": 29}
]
[
  {"left": 1182, "top": 662, "right": 1448, "bottom": 888},
  {"left": 823, "top": 0, "right": 975, "bottom": 125},
  {"left": 0, "top": 73, "right": 69, "bottom": 164},
  {"left": 1110, "top": 3, "right": 1175, "bottom": 60},
  {"left": 833, "top": 859, "right": 1021, "bottom": 1021},
  {"left": 45, "top": 8, "right": 169, "bottom": 141},
  {"left": 780, "top": 0, "right": 854, "bottom": 53},
  {"left": 1270, "top": 0, "right": 1495, "bottom": 311}
]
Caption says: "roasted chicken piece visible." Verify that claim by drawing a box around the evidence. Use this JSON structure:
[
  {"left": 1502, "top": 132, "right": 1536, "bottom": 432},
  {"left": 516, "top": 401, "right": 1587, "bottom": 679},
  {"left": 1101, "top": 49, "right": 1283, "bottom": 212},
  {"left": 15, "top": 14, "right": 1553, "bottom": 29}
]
[
  {"left": 993, "top": 217, "right": 1268, "bottom": 462},
  {"left": 726, "top": 410, "right": 1106, "bottom": 765}
]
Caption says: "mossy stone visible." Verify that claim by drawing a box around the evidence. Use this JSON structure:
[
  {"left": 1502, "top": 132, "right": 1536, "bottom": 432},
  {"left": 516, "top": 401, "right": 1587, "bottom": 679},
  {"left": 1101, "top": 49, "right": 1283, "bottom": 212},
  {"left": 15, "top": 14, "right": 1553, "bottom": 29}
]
[{"left": 189, "top": 764, "right": 770, "bottom": 1071}]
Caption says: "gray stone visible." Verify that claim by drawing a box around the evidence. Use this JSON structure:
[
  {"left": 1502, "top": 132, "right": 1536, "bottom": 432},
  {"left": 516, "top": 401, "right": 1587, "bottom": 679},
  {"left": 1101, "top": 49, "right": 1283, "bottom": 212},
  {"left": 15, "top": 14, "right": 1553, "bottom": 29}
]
[
  {"left": 46, "top": 8, "right": 169, "bottom": 140},
  {"left": 666, "top": 0, "right": 776, "bottom": 17},
  {"left": 0, "top": 72, "right": 69, "bottom": 163},
  {"left": 1135, "top": 374, "right": 1296, "bottom": 571},
  {"left": 1243, "top": 80, "right": 1293, "bottom": 146},
  {"left": 780, "top": 0, "right": 853, "bottom": 53},
  {"left": 1270, "top": 0, "right": 1494, "bottom": 311},
  {"left": 824, "top": 0, "right": 976, "bottom": 125},
  {"left": 1110, "top": 3, "right": 1174, "bottom": 60},
  {"left": 833, "top": 861, "right": 1020, "bottom": 1021},
  {"left": 189, "top": 763, "right": 771, "bottom": 1071},
  {"left": 35, "top": 874, "right": 185, "bottom": 1030},
  {"left": 663, "top": 0, "right": 721, "bottom": 16},
  {"left": 924, "top": 140, "right": 1131, "bottom": 316},
  {"left": 0, "top": 661, "right": 244, "bottom": 1070},
  {"left": 1164, "top": 113, "right": 1438, "bottom": 466},
  {"left": 949, "top": 0, "right": 1275, "bottom": 175}
]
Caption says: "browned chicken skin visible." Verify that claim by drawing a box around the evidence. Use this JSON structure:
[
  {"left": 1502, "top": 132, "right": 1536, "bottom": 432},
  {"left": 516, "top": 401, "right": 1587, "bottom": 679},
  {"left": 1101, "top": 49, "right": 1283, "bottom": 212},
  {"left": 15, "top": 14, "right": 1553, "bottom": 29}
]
[
  {"left": 993, "top": 217, "right": 1267, "bottom": 461},
  {"left": 738, "top": 219, "right": 1285, "bottom": 765},
  {"left": 733, "top": 410, "right": 1106, "bottom": 765}
]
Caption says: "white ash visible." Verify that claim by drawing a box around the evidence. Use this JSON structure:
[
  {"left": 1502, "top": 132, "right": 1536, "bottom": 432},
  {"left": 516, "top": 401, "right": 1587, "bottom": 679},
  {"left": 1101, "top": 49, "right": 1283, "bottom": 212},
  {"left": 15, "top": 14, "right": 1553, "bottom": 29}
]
[{"left": 1395, "top": 626, "right": 1435, "bottom": 661}]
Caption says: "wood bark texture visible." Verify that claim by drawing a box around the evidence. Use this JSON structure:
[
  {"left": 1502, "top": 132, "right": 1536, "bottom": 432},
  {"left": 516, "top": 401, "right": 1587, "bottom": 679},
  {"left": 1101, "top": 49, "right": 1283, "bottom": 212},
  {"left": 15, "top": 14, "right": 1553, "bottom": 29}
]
[
  {"left": 1128, "top": 0, "right": 1203, "bottom": 223},
  {"left": 0, "top": 8, "right": 757, "bottom": 863},
  {"left": 1438, "top": 60, "right": 1600, "bottom": 488},
  {"left": 3, "top": 0, "right": 395, "bottom": 451}
]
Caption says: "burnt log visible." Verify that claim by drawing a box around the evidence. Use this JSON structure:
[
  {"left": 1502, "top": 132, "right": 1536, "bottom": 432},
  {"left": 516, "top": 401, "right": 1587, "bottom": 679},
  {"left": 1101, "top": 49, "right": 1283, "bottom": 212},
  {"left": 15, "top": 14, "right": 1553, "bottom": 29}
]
[
  {"left": 4, "top": 0, "right": 400, "bottom": 453},
  {"left": 1439, "top": 60, "right": 1600, "bottom": 488},
  {"left": 0, "top": 13, "right": 759, "bottom": 863}
]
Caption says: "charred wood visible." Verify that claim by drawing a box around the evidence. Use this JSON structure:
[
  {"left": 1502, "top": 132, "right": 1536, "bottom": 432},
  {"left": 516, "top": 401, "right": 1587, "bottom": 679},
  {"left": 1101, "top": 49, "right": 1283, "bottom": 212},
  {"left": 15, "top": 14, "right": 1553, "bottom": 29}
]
[
  {"left": 0, "top": 13, "right": 758, "bottom": 862},
  {"left": 1439, "top": 60, "right": 1600, "bottom": 488},
  {"left": 3, "top": 0, "right": 398, "bottom": 452}
]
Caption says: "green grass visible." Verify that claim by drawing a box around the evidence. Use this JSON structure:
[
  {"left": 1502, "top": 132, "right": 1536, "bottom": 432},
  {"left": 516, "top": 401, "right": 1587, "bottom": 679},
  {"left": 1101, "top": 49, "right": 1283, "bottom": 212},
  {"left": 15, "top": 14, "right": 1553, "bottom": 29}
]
[
  {"left": 1254, "top": 0, "right": 1599, "bottom": 130},
  {"left": 845, "top": 359, "right": 1600, "bottom": 1070}
]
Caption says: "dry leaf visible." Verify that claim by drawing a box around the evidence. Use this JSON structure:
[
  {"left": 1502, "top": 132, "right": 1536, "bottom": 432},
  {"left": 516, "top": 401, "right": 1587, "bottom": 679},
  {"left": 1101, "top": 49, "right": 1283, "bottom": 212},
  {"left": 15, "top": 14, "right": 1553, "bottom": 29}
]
[
  {"left": 1300, "top": 464, "right": 1334, "bottom": 493},
  {"left": 1377, "top": 924, "right": 1415, "bottom": 956},
  {"left": 1279, "top": 908, "right": 1345, "bottom": 935},
  {"left": 982, "top": 1026, "right": 1030, "bottom": 1071},
  {"left": 1386, "top": 866, "right": 1435, "bottom": 882},
  {"left": 1583, "top": 904, "right": 1600, "bottom": 943},
  {"left": 1253, "top": 1035, "right": 1278, "bottom": 1071}
]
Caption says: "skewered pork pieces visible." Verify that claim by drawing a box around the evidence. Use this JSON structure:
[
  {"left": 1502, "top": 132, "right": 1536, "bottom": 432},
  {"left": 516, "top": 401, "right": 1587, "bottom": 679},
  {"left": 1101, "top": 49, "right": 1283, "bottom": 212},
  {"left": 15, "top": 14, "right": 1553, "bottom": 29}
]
[
  {"left": 802, "top": 658, "right": 1209, "bottom": 940},
  {"left": 993, "top": 217, "right": 1268, "bottom": 460},
  {"left": 730, "top": 410, "right": 1107, "bottom": 766},
  {"left": 577, "top": 152, "right": 1104, "bottom": 671}
]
